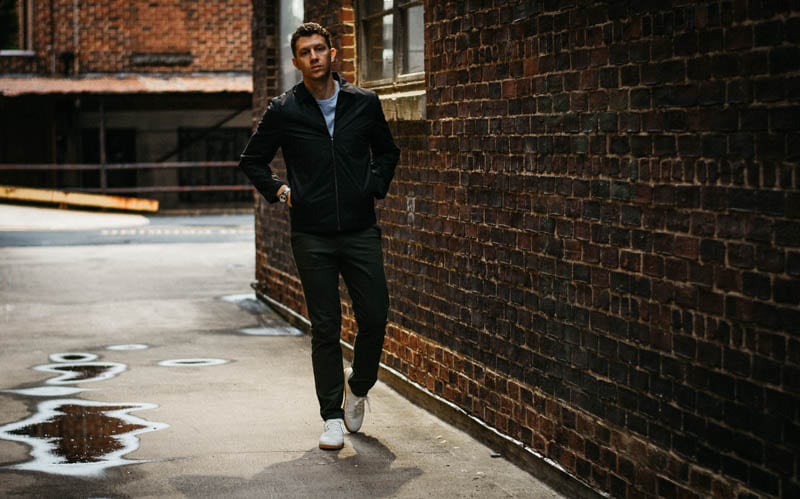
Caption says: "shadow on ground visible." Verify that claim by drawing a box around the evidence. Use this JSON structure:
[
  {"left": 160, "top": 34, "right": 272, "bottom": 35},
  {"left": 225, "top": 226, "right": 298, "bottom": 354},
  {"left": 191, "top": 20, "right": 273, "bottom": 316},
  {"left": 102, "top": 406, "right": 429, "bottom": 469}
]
[{"left": 169, "top": 434, "right": 423, "bottom": 498}]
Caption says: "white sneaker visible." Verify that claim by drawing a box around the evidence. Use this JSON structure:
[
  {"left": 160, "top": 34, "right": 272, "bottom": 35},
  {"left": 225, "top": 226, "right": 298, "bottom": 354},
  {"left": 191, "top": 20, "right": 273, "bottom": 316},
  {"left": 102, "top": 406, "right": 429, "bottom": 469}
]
[
  {"left": 319, "top": 418, "right": 345, "bottom": 450},
  {"left": 343, "top": 367, "right": 367, "bottom": 433}
]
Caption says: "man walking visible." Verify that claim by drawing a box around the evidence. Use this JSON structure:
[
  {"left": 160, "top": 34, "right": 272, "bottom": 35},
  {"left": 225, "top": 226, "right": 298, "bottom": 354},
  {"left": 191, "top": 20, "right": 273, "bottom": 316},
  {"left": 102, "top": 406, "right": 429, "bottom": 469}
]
[{"left": 239, "top": 23, "right": 400, "bottom": 450}]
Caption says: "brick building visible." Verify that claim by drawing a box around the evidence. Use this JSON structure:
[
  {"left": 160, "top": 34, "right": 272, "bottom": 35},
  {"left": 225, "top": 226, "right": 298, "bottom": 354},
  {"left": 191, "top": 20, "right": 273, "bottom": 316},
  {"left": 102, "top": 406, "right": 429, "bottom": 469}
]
[
  {"left": 0, "top": 0, "right": 253, "bottom": 208},
  {"left": 250, "top": 1, "right": 799, "bottom": 498}
]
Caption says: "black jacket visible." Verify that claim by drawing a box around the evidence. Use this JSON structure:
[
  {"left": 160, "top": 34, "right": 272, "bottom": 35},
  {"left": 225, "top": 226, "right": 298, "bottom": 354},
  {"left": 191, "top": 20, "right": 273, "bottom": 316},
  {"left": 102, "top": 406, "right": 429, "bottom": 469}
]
[{"left": 239, "top": 73, "right": 400, "bottom": 233}]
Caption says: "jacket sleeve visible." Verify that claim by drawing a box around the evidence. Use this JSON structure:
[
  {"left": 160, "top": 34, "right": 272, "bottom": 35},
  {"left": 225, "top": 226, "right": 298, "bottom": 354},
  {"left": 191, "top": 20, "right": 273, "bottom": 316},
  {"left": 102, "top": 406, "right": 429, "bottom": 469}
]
[
  {"left": 238, "top": 98, "right": 285, "bottom": 203},
  {"left": 367, "top": 94, "right": 401, "bottom": 199}
]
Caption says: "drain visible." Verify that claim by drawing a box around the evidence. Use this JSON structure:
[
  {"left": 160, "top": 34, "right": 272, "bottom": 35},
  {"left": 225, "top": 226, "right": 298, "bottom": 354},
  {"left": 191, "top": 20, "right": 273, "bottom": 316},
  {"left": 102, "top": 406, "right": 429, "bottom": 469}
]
[
  {"left": 158, "top": 359, "right": 229, "bottom": 367},
  {"left": 49, "top": 353, "right": 98, "bottom": 363},
  {"left": 107, "top": 344, "right": 149, "bottom": 351},
  {"left": 158, "top": 358, "right": 228, "bottom": 367},
  {"left": 0, "top": 399, "right": 168, "bottom": 477},
  {"left": 34, "top": 362, "right": 127, "bottom": 384}
]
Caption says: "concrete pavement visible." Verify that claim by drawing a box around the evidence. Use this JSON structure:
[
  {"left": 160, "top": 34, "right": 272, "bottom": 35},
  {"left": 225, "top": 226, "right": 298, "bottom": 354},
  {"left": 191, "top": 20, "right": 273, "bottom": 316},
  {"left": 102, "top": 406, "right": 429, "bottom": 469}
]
[{"left": 0, "top": 205, "right": 568, "bottom": 498}]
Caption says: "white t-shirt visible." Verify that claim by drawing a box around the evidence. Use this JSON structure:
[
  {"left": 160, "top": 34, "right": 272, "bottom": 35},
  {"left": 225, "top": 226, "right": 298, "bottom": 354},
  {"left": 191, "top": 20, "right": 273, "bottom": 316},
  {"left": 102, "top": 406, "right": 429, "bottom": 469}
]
[{"left": 316, "top": 80, "right": 340, "bottom": 137}]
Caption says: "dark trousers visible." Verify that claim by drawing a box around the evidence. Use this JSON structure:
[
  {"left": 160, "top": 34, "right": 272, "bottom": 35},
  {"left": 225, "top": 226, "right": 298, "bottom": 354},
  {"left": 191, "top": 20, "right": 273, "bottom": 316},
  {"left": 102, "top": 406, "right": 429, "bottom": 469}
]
[{"left": 290, "top": 225, "right": 389, "bottom": 421}]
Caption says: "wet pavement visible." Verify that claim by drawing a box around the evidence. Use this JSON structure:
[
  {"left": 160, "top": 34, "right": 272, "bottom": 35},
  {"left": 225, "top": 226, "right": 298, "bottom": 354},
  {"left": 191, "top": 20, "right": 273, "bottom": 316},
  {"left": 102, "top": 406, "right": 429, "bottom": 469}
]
[
  {"left": 0, "top": 205, "right": 254, "bottom": 246},
  {"left": 0, "top": 205, "right": 566, "bottom": 498}
]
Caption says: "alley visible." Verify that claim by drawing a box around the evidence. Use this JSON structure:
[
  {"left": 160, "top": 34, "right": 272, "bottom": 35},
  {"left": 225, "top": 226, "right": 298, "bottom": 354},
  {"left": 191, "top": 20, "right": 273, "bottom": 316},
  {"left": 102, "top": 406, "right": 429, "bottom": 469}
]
[{"left": 0, "top": 205, "right": 564, "bottom": 498}]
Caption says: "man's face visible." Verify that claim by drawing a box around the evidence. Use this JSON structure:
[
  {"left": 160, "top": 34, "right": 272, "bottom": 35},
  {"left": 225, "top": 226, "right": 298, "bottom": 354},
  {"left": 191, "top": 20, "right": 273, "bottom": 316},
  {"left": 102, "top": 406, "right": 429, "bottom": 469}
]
[{"left": 292, "top": 34, "right": 336, "bottom": 82}]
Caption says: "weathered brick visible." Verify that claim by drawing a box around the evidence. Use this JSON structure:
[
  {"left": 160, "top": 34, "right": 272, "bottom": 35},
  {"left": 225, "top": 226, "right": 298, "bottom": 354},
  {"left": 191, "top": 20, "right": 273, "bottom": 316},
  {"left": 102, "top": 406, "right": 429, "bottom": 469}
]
[
  {"left": 244, "top": 3, "right": 800, "bottom": 499},
  {"left": 788, "top": 251, "right": 800, "bottom": 276},
  {"left": 654, "top": 135, "right": 677, "bottom": 155},
  {"left": 754, "top": 79, "right": 786, "bottom": 102},
  {"left": 2, "top": 0, "right": 253, "bottom": 75},
  {"left": 770, "top": 46, "right": 800, "bottom": 73}
]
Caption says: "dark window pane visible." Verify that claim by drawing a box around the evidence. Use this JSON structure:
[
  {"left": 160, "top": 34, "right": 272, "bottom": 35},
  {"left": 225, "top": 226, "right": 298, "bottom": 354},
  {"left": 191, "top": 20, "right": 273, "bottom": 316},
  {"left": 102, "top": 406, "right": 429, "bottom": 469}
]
[
  {"left": 362, "top": 0, "right": 392, "bottom": 16},
  {"left": 0, "top": 0, "right": 20, "bottom": 49}
]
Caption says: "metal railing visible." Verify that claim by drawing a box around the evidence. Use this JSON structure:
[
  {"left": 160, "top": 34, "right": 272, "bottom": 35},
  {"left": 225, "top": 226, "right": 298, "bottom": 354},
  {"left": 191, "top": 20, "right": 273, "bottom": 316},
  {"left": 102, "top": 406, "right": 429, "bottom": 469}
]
[{"left": 0, "top": 161, "right": 253, "bottom": 195}]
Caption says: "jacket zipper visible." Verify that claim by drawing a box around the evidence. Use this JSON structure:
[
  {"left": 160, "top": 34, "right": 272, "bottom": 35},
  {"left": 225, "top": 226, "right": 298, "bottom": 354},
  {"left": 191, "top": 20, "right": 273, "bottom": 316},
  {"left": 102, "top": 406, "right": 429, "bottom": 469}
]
[
  {"left": 312, "top": 96, "right": 341, "bottom": 231},
  {"left": 331, "top": 136, "right": 341, "bottom": 231}
]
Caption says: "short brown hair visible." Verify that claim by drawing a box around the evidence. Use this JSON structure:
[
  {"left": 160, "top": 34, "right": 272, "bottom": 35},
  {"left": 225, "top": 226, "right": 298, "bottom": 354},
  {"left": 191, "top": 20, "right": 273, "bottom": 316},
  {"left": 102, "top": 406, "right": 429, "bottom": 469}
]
[{"left": 291, "top": 22, "right": 332, "bottom": 57}]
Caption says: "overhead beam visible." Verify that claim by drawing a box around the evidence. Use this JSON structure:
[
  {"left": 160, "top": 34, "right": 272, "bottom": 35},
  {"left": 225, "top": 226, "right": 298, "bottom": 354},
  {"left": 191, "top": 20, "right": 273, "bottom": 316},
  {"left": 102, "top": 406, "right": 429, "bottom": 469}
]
[{"left": 0, "top": 185, "right": 159, "bottom": 213}]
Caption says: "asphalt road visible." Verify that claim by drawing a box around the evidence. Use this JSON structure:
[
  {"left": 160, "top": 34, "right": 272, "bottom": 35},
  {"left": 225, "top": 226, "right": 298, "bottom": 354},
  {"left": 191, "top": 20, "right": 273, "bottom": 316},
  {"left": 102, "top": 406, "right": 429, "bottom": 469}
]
[
  {"left": 0, "top": 205, "right": 567, "bottom": 498},
  {"left": 0, "top": 206, "right": 255, "bottom": 247}
]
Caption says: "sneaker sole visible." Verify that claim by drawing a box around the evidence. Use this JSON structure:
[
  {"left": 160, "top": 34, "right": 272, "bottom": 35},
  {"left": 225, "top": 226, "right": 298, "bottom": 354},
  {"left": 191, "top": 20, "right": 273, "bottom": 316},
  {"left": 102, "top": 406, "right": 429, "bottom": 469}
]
[{"left": 319, "top": 442, "right": 344, "bottom": 450}]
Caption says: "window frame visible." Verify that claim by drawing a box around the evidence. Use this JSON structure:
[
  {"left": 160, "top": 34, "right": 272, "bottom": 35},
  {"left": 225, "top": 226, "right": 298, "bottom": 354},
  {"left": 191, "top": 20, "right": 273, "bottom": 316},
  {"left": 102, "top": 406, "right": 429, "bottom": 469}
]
[
  {"left": 357, "top": 0, "right": 425, "bottom": 88},
  {"left": 0, "top": 0, "right": 34, "bottom": 54}
]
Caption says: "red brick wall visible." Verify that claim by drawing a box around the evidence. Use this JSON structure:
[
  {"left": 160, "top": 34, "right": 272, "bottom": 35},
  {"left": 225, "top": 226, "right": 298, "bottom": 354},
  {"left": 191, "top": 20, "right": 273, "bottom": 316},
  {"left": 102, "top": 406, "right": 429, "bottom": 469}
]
[
  {"left": 304, "top": 0, "right": 356, "bottom": 82},
  {"left": 251, "top": 0, "right": 279, "bottom": 114},
  {"left": 251, "top": 0, "right": 293, "bottom": 309},
  {"left": 0, "top": 0, "right": 252, "bottom": 74},
  {"left": 252, "top": 1, "right": 800, "bottom": 497}
]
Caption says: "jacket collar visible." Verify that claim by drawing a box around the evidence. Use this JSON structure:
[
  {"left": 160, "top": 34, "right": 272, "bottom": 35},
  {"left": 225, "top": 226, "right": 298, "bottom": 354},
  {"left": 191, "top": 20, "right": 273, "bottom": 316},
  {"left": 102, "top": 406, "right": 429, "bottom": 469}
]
[{"left": 294, "top": 72, "right": 352, "bottom": 102}]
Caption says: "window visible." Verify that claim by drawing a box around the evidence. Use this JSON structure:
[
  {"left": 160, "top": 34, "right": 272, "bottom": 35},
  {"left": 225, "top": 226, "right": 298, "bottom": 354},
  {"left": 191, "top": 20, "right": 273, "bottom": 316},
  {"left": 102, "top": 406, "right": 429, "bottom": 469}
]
[
  {"left": 358, "top": 0, "right": 424, "bottom": 86},
  {"left": 0, "top": 0, "right": 33, "bottom": 52},
  {"left": 280, "top": 0, "right": 304, "bottom": 91}
]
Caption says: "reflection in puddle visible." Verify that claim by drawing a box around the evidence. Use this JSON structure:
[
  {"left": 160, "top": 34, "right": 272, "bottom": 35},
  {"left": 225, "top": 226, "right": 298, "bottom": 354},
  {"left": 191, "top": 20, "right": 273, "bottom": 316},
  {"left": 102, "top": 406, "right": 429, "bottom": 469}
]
[
  {"left": 221, "top": 293, "right": 259, "bottom": 307},
  {"left": 239, "top": 326, "right": 303, "bottom": 336},
  {"left": 0, "top": 399, "right": 168, "bottom": 477},
  {"left": 221, "top": 293, "right": 305, "bottom": 336},
  {"left": 34, "top": 362, "right": 127, "bottom": 384},
  {"left": 2, "top": 386, "right": 90, "bottom": 397},
  {"left": 158, "top": 358, "right": 228, "bottom": 367}
]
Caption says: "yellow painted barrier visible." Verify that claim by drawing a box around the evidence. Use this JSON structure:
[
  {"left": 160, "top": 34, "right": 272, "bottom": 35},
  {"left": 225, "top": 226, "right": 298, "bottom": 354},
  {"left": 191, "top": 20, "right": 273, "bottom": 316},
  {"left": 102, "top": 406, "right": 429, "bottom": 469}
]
[{"left": 0, "top": 185, "right": 159, "bottom": 213}]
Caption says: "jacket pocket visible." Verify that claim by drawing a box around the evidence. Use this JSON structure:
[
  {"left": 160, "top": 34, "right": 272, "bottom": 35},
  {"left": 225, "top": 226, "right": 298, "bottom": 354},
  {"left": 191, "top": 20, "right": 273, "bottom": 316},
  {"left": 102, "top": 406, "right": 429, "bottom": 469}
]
[{"left": 362, "top": 164, "right": 382, "bottom": 198}]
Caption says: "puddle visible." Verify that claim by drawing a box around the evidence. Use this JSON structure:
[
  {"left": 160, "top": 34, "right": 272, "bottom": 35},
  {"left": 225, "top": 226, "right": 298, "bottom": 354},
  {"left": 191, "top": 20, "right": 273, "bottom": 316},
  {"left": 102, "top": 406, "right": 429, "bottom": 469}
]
[
  {"left": 239, "top": 326, "right": 303, "bottom": 336},
  {"left": 221, "top": 293, "right": 304, "bottom": 336},
  {"left": 106, "top": 344, "right": 149, "bottom": 351},
  {"left": 220, "top": 292, "right": 258, "bottom": 306},
  {"left": 34, "top": 362, "right": 127, "bottom": 384},
  {"left": 49, "top": 353, "right": 98, "bottom": 363},
  {"left": 0, "top": 399, "right": 168, "bottom": 477},
  {"left": 158, "top": 358, "right": 228, "bottom": 367},
  {"left": 2, "top": 386, "right": 90, "bottom": 397},
  {"left": 221, "top": 293, "right": 273, "bottom": 316},
  {"left": 0, "top": 349, "right": 231, "bottom": 478}
]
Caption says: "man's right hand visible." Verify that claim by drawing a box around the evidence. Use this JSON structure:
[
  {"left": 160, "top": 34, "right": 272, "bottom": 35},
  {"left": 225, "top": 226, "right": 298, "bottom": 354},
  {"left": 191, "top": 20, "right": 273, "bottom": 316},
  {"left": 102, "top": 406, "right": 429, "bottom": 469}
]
[{"left": 277, "top": 185, "right": 292, "bottom": 207}]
